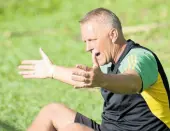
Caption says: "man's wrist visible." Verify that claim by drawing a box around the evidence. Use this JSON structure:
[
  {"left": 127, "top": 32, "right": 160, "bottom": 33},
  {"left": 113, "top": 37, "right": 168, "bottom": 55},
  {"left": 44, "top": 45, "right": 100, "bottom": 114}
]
[
  {"left": 99, "top": 73, "right": 108, "bottom": 88},
  {"left": 48, "top": 65, "right": 55, "bottom": 79}
]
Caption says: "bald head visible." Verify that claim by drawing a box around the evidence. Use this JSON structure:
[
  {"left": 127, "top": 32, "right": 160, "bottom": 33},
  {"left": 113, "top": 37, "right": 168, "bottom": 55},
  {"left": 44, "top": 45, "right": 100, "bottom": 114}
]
[{"left": 79, "top": 8, "right": 122, "bottom": 32}]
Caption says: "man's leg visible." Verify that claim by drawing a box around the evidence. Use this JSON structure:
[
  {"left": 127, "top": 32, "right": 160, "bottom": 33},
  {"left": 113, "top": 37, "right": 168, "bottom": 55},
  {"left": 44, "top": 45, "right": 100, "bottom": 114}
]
[
  {"left": 27, "top": 103, "right": 76, "bottom": 131},
  {"left": 58, "top": 123, "right": 94, "bottom": 131}
]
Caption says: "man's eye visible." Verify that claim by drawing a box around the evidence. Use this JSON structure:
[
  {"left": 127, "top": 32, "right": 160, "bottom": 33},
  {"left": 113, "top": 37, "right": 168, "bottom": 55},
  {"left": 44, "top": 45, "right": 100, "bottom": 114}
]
[{"left": 89, "top": 39, "right": 97, "bottom": 41}]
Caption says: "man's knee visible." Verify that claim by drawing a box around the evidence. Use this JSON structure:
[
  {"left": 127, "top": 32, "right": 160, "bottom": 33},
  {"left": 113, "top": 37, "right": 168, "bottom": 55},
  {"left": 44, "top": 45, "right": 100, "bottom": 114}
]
[
  {"left": 39, "top": 103, "right": 77, "bottom": 130},
  {"left": 40, "top": 103, "right": 66, "bottom": 114},
  {"left": 58, "top": 123, "right": 94, "bottom": 131},
  {"left": 37, "top": 103, "right": 67, "bottom": 121}
]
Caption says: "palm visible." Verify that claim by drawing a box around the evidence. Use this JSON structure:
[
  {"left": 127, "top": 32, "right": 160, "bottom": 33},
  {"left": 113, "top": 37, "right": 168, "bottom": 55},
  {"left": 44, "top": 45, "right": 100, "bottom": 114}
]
[
  {"left": 33, "top": 59, "right": 52, "bottom": 78},
  {"left": 18, "top": 48, "right": 54, "bottom": 79}
]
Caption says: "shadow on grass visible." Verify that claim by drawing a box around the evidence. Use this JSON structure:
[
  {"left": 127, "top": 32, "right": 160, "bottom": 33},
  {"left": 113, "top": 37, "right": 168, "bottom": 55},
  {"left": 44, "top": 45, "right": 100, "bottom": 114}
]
[{"left": 0, "top": 120, "right": 21, "bottom": 131}]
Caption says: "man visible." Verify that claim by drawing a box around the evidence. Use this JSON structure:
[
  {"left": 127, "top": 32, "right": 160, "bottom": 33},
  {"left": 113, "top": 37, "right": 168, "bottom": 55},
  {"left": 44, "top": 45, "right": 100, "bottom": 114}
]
[{"left": 18, "top": 8, "right": 170, "bottom": 131}]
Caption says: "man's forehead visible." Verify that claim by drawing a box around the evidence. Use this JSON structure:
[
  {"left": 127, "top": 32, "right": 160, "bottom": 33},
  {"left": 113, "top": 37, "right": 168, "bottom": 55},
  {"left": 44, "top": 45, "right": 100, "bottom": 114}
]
[
  {"left": 86, "top": 23, "right": 93, "bottom": 31},
  {"left": 80, "top": 22, "right": 97, "bottom": 39},
  {"left": 81, "top": 22, "right": 96, "bottom": 31},
  {"left": 81, "top": 20, "right": 111, "bottom": 33},
  {"left": 81, "top": 21, "right": 108, "bottom": 38}
]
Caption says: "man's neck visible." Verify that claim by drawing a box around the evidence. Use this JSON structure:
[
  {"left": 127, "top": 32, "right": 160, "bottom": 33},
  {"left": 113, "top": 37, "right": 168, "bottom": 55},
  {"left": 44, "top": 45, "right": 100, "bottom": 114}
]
[{"left": 112, "top": 39, "right": 127, "bottom": 63}]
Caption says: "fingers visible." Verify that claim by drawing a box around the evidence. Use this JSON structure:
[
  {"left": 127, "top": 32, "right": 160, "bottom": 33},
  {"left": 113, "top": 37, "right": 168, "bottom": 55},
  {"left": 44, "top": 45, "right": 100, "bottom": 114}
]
[
  {"left": 71, "top": 75, "right": 90, "bottom": 83},
  {"left": 18, "top": 65, "right": 35, "bottom": 70},
  {"left": 76, "top": 64, "right": 91, "bottom": 71},
  {"left": 74, "top": 83, "right": 91, "bottom": 89},
  {"left": 21, "top": 60, "right": 39, "bottom": 65},
  {"left": 71, "top": 70, "right": 92, "bottom": 88},
  {"left": 19, "top": 71, "right": 39, "bottom": 79},
  {"left": 72, "top": 71, "right": 90, "bottom": 78},
  {"left": 19, "top": 71, "right": 35, "bottom": 75},
  {"left": 74, "top": 82, "right": 92, "bottom": 89},
  {"left": 23, "top": 75, "right": 36, "bottom": 79},
  {"left": 92, "top": 53, "right": 99, "bottom": 68},
  {"left": 39, "top": 48, "right": 50, "bottom": 61},
  {"left": 19, "top": 71, "right": 37, "bottom": 79}
]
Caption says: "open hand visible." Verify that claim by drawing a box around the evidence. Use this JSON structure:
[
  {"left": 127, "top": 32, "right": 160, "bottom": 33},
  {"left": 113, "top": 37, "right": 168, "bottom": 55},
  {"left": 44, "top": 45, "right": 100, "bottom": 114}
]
[
  {"left": 72, "top": 53, "right": 104, "bottom": 88},
  {"left": 18, "top": 48, "right": 54, "bottom": 79}
]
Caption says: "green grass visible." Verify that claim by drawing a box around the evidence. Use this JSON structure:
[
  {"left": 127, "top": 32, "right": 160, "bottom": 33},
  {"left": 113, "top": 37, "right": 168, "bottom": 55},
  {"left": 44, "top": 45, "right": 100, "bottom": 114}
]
[{"left": 0, "top": 0, "right": 170, "bottom": 130}]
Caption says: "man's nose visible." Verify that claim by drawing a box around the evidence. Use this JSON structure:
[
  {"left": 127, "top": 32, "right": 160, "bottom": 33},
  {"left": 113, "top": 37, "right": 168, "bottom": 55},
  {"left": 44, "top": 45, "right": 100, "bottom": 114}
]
[{"left": 86, "top": 43, "right": 93, "bottom": 52}]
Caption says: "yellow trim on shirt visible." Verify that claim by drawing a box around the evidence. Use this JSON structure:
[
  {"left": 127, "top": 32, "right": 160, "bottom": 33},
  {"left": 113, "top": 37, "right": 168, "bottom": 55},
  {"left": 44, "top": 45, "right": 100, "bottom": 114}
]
[{"left": 141, "top": 73, "right": 170, "bottom": 128}]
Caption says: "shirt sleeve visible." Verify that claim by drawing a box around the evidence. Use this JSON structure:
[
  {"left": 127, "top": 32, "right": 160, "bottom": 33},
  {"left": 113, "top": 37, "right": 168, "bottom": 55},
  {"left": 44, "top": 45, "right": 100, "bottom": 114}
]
[{"left": 120, "top": 49, "right": 158, "bottom": 90}]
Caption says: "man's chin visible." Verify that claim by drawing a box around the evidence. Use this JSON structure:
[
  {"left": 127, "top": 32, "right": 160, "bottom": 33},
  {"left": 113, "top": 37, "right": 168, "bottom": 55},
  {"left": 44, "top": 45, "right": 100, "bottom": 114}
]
[
  {"left": 100, "top": 60, "right": 112, "bottom": 66},
  {"left": 98, "top": 60, "right": 107, "bottom": 66}
]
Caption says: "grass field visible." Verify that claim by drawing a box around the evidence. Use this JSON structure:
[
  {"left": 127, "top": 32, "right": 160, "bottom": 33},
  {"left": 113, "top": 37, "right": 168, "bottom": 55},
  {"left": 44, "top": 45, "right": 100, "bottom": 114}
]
[{"left": 0, "top": 0, "right": 170, "bottom": 130}]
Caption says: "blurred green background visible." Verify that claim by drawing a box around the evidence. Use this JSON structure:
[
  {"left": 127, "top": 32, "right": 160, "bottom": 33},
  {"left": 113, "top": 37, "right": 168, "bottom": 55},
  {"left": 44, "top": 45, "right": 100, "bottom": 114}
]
[{"left": 0, "top": 0, "right": 170, "bottom": 130}]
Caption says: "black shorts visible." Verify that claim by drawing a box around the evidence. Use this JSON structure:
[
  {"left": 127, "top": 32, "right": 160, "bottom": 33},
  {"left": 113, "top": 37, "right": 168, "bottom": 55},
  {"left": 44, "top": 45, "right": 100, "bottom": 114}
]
[{"left": 74, "top": 112, "right": 107, "bottom": 131}]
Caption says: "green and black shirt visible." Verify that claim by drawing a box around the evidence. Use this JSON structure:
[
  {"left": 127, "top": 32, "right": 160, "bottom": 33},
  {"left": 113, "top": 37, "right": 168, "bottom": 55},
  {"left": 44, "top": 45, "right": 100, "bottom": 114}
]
[{"left": 100, "top": 39, "right": 170, "bottom": 131}]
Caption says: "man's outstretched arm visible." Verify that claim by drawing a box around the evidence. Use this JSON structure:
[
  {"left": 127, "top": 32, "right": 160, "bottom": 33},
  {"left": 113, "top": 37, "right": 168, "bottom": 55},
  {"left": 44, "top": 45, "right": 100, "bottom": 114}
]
[
  {"left": 72, "top": 50, "right": 158, "bottom": 94},
  {"left": 50, "top": 65, "right": 83, "bottom": 86},
  {"left": 18, "top": 48, "right": 83, "bottom": 86}
]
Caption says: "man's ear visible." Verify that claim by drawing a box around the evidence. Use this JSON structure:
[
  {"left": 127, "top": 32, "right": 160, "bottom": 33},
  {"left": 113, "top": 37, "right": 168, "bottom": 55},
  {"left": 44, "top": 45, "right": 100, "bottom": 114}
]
[{"left": 109, "top": 28, "right": 118, "bottom": 43}]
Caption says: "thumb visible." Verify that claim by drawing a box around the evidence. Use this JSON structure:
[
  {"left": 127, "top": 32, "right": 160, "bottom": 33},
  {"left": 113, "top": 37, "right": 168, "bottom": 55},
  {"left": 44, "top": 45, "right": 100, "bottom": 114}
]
[
  {"left": 76, "top": 64, "right": 91, "bottom": 71},
  {"left": 39, "top": 48, "right": 50, "bottom": 62},
  {"left": 92, "top": 53, "right": 100, "bottom": 68}
]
